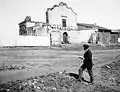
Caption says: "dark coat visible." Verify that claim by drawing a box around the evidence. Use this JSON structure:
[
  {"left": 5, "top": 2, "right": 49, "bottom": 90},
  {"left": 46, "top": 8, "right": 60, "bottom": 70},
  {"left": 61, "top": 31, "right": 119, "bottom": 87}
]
[{"left": 83, "top": 49, "right": 93, "bottom": 69}]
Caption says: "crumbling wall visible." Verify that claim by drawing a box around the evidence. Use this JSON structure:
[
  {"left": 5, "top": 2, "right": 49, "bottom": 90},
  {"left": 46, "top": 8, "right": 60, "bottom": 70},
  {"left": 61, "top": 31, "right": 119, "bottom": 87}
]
[
  {"left": 50, "top": 31, "right": 61, "bottom": 45},
  {"left": 98, "top": 32, "right": 111, "bottom": 45},
  {"left": 60, "top": 30, "right": 95, "bottom": 44}
]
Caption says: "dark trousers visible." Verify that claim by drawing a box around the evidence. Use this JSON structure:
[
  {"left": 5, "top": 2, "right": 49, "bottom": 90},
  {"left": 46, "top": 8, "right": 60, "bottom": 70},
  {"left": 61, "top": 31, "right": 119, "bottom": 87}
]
[{"left": 79, "top": 64, "right": 94, "bottom": 82}]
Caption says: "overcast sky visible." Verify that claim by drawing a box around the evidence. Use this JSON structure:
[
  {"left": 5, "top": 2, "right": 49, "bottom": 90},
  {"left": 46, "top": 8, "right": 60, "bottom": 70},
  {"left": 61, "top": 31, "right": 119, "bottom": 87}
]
[{"left": 0, "top": 0, "right": 120, "bottom": 44}]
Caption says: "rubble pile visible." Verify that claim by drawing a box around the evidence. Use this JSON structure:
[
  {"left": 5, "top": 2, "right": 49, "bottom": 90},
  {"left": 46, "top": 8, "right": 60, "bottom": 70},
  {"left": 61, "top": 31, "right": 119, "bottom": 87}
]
[
  {"left": 100, "top": 58, "right": 120, "bottom": 87},
  {"left": 0, "top": 64, "right": 27, "bottom": 71},
  {"left": 0, "top": 72, "right": 82, "bottom": 92},
  {"left": 0, "top": 71, "right": 118, "bottom": 92}
]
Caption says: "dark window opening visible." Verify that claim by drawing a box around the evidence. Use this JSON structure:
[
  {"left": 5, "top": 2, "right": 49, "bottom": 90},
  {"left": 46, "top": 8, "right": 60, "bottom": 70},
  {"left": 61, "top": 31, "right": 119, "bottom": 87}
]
[{"left": 62, "top": 19, "right": 66, "bottom": 27}]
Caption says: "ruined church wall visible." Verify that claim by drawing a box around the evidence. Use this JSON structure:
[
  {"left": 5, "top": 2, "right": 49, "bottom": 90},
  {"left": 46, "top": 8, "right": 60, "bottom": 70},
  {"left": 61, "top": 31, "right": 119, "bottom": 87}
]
[
  {"left": 48, "top": 4, "right": 77, "bottom": 29},
  {"left": 50, "top": 29, "right": 96, "bottom": 45},
  {"left": 64, "top": 30, "right": 96, "bottom": 43}
]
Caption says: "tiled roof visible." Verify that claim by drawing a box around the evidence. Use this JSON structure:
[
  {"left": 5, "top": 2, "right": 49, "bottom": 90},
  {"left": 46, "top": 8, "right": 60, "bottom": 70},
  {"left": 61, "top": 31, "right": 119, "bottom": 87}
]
[
  {"left": 18, "top": 20, "right": 46, "bottom": 25},
  {"left": 111, "top": 29, "right": 120, "bottom": 33},
  {"left": 77, "top": 23, "right": 110, "bottom": 30}
]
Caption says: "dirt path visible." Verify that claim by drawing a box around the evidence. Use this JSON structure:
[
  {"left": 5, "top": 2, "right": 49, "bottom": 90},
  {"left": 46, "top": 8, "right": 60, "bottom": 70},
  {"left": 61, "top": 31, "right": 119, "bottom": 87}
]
[{"left": 0, "top": 46, "right": 120, "bottom": 91}]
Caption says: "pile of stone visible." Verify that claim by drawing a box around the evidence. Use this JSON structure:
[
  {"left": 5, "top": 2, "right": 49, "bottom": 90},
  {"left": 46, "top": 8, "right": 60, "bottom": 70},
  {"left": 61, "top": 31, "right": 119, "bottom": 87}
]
[
  {"left": 0, "top": 70, "right": 118, "bottom": 92},
  {"left": 100, "top": 58, "right": 120, "bottom": 87},
  {"left": 0, "top": 64, "right": 27, "bottom": 71},
  {"left": 0, "top": 72, "right": 81, "bottom": 92}
]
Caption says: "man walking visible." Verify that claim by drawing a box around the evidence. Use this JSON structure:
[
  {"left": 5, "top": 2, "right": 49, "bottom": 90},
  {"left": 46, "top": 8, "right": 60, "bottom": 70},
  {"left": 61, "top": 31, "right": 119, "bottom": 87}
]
[{"left": 78, "top": 44, "right": 94, "bottom": 84}]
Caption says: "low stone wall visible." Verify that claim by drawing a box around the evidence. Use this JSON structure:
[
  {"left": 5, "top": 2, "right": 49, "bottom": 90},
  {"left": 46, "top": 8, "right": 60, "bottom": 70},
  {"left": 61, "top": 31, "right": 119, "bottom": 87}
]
[
  {"left": 17, "top": 35, "right": 50, "bottom": 46},
  {"left": 49, "top": 30, "right": 96, "bottom": 45},
  {"left": 61, "top": 30, "right": 95, "bottom": 44}
]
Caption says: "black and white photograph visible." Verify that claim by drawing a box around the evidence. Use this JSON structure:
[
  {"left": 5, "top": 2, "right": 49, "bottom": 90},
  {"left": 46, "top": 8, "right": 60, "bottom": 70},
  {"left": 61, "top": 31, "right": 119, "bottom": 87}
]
[{"left": 0, "top": 0, "right": 120, "bottom": 91}]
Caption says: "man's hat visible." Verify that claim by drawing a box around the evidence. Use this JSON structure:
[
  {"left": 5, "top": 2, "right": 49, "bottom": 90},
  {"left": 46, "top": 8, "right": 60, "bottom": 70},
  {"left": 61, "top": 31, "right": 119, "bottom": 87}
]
[{"left": 83, "top": 43, "right": 89, "bottom": 48}]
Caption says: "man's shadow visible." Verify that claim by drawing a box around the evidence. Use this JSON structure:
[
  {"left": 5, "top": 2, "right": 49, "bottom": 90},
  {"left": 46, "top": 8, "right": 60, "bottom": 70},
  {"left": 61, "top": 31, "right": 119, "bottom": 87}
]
[{"left": 68, "top": 73, "right": 90, "bottom": 83}]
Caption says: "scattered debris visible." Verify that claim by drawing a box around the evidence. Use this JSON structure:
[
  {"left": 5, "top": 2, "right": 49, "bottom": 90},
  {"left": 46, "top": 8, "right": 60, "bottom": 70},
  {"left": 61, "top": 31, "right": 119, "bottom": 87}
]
[
  {"left": 0, "top": 68, "right": 119, "bottom": 92},
  {"left": 100, "top": 60, "right": 120, "bottom": 88},
  {"left": 0, "top": 64, "right": 27, "bottom": 71},
  {"left": 105, "top": 65, "right": 111, "bottom": 69}
]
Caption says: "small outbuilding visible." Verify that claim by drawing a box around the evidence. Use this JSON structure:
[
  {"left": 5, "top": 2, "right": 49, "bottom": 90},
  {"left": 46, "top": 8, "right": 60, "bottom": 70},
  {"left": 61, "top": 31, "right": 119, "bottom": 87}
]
[
  {"left": 77, "top": 23, "right": 111, "bottom": 45},
  {"left": 111, "top": 29, "right": 120, "bottom": 44}
]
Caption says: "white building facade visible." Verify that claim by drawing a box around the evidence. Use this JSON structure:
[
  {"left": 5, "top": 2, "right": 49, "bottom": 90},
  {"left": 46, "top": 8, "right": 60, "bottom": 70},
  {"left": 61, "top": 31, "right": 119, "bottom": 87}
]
[
  {"left": 46, "top": 2, "right": 96, "bottom": 45},
  {"left": 46, "top": 2, "right": 77, "bottom": 30},
  {"left": 17, "top": 2, "right": 112, "bottom": 47}
]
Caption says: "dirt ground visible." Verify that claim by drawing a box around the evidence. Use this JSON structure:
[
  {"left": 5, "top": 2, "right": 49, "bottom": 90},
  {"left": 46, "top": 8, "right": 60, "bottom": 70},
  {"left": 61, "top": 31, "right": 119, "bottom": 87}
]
[{"left": 0, "top": 44, "right": 120, "bottom": 92}]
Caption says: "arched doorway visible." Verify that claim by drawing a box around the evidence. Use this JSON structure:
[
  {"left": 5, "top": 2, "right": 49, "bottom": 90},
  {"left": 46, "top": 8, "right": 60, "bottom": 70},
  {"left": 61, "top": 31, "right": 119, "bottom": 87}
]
[{"left": 63, "top": 32, "right": 69, "bottom": 44}]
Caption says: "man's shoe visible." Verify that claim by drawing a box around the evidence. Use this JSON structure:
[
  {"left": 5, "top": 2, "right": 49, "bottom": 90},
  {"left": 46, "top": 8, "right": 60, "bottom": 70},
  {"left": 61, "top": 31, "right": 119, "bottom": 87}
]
[
  {"left": 77, "top": 79, "right": 82, "bottom": 82},
  {"left": 89, "top": 81, "right": 94, "bottom": 84}
]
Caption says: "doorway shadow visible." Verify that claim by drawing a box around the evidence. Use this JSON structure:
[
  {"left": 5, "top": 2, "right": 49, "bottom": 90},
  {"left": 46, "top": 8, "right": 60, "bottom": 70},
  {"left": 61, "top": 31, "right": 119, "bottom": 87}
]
[{"left": 68, "top": 73, "right": 90, "bottom": 83}]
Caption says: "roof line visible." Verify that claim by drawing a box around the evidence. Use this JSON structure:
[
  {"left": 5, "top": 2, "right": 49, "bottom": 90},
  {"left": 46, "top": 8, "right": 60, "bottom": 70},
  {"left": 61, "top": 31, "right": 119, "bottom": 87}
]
[
  {"left": 77, "top": 23, "right": 111, "bottom": 30},
  {"left": 46, "top": 2, "right": 77, "bottom": 15}
]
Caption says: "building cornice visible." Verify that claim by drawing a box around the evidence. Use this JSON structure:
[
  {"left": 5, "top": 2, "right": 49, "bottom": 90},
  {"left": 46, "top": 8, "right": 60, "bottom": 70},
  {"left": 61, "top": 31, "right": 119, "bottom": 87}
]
[{"left": 46, "top": 2, "right": 77, "bottom": 15}]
